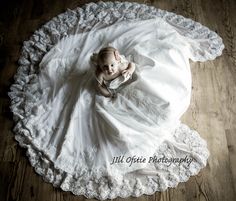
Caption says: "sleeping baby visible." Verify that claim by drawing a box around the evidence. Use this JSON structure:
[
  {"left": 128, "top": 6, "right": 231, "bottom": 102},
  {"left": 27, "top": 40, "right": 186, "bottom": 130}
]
[{"left": 91, "top": 46, "right": 136, "bottom": 98}]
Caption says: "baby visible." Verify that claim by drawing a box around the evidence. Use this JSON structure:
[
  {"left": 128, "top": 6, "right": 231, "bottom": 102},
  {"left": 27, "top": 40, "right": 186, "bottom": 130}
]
[{"left": 92, "top": 46, "right": 136, "bottom": 98}]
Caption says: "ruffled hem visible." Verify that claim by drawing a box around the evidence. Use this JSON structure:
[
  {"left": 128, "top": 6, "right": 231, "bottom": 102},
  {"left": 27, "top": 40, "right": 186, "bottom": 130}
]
[
  {"left": 15, "top": 123, "right": 209, "bottom": 200},
  {"left": 8, "top": 1, "right": 216, "bottom": 199}
]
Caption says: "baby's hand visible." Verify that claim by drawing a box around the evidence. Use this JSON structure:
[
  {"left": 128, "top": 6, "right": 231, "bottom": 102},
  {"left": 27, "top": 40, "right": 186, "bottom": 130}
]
[{"left": 121, "top": 69, "right": 132, "bottom": 79}]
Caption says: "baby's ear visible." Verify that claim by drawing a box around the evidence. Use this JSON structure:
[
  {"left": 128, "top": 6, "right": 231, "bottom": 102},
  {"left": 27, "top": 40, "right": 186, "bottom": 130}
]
[
  {"left": 95, "top": 65, "right": 100, "bottom": 76},
  {"left": 114, "top": 50, "right": 121, "bottom": 61},
  {"left": 91, "top": 53, "right": 98, "bottom": 66}
]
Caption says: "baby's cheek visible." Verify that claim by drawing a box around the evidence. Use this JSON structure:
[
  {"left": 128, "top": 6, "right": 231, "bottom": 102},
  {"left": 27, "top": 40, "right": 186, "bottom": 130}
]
[
  {"left": 116, "top": 65, "right": 121, "bottom": 70},
  {"left": 101, "top": 67, "right": 106, "bottom": 72}
]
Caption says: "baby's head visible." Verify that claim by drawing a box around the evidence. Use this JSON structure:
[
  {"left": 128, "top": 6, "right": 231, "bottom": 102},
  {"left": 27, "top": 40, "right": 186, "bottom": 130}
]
[{"left": 97, "top": 46, "right": 121, "bottom": 75}]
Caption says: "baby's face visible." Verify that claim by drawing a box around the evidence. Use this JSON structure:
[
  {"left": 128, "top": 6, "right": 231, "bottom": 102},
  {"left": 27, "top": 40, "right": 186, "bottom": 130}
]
[{"left": 99, "top": 53, "right": 120, "bottom": 76}]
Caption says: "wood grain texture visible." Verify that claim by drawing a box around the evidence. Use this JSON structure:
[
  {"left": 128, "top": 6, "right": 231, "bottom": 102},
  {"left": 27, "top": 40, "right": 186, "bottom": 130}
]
[{"left": 0, "top": 0, "right": 235, "bottom": 201}]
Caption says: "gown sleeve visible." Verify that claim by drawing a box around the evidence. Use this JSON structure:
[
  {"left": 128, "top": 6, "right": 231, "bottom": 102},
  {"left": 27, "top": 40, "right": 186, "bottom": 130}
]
[{"left": 162, "top": 13, "right": 224, "bottom": 62}]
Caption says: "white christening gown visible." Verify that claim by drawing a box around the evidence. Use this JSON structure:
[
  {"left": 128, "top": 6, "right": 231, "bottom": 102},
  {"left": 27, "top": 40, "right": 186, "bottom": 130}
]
[{"left": 9, "top": 1, "right": 224, "bottom": 200}]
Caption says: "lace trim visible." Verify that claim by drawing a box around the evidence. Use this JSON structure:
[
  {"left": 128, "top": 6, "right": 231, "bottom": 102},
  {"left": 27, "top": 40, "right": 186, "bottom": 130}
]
[
  {"left": 15, "top": 123, "right": 209, "bottom": 200},
  {"left": 8, "top": 1, "right": 214, "bottom": 199}
]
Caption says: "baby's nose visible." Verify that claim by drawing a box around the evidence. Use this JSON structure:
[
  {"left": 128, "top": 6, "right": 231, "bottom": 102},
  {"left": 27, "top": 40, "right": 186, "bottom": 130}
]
[{"left": 108, "top": 66, "right": 112, "bottom": 71}]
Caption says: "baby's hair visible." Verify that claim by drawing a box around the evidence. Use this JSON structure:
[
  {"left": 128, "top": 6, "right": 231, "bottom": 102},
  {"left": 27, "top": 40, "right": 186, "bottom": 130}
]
[
  {"left": 98, "top": 47, "right": 116, "bottom": 58},
  {"left": 99, "top": 46, "right": 116, "bottom": 52},
  {"left": 98, "top": 46, "right": 120, "bottom": 62}
]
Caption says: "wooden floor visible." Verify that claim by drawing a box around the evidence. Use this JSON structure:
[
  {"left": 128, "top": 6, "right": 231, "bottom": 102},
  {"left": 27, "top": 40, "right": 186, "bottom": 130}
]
[{"left": 0, "top": 0, "right": 236, "bottom": 200}]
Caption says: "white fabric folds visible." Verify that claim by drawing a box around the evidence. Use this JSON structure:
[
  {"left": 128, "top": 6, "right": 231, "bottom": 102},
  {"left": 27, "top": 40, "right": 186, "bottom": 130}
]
[{"left": 8, "top": 1, "right": 224, "bottom": 200}]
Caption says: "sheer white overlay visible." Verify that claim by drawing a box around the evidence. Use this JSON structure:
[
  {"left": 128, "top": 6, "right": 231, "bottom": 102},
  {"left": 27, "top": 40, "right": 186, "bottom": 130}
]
[{"left": 8, "top": 1, "right": 224, "bottom": 200}]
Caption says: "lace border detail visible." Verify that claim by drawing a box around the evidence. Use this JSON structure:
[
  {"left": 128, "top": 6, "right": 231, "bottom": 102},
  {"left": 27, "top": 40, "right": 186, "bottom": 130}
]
[{"left": 15, "top": 123, "right": 209, "bottom": 200}]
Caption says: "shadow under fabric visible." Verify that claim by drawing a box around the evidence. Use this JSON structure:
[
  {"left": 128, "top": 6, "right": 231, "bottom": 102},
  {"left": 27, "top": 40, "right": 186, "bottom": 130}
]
[{"left": 8, "top": 2, "right": 224, "bottom": 200}]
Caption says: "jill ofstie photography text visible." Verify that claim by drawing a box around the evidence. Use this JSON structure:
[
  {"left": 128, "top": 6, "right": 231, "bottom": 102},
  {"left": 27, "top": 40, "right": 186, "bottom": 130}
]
[{"left": 110, "top": 155, "right": 194, "bottom": 167}]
